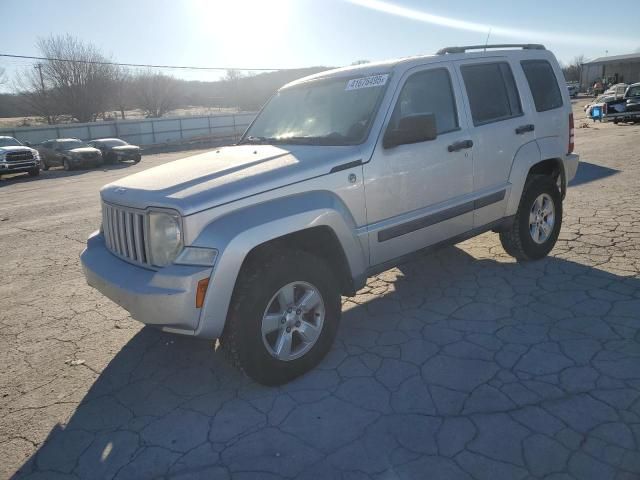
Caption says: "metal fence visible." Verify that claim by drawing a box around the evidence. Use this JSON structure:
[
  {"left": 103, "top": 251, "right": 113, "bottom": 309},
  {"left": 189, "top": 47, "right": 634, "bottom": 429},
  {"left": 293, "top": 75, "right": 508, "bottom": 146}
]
[{"left": 0, "top": 112, "right": 257, "bottom": 147}]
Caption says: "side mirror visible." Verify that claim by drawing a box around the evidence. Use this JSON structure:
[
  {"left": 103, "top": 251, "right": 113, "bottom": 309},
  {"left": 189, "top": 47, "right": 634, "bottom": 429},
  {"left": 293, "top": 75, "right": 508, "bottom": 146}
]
[{"left": 383, "top": 113, "right": 438, "bottom": 149}]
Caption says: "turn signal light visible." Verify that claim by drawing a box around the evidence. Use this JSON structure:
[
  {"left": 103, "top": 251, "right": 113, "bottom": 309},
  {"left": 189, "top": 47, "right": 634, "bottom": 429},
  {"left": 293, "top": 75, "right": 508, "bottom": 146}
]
[{"left": 196, "top": 278, "right": 210, "bottom": 308}]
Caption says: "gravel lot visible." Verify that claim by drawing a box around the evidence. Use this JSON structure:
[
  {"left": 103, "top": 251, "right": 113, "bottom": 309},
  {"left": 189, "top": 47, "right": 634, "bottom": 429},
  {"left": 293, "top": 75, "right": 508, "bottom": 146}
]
[{"left": 1, "top": 100, "right": 640, "bottom": 479}]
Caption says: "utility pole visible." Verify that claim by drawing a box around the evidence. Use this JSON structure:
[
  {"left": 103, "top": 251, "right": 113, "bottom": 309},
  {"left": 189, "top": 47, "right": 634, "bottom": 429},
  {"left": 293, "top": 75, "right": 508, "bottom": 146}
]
[{"left": 34, "top": 63, "right": 52, "bottom": 124}]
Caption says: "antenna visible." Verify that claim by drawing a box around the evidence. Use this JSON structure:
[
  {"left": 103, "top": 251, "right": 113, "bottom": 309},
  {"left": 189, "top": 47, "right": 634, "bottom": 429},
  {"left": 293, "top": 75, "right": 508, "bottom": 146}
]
[{"left": 484, "top": 29, "right": 492, "bottom": 51}]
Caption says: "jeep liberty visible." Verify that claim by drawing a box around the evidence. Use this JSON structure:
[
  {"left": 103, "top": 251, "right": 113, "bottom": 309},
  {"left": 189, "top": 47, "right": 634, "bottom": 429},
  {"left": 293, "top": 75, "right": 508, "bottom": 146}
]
[{"left": 81, "top": 44, "right": 579, "bottom": 385}]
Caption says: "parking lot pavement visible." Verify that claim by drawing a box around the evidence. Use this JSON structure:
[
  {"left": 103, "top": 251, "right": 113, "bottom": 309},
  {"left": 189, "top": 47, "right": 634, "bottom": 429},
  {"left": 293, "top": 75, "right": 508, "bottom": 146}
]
[{"left": 2, "top": 105, "right": 640, "bottom": 479}]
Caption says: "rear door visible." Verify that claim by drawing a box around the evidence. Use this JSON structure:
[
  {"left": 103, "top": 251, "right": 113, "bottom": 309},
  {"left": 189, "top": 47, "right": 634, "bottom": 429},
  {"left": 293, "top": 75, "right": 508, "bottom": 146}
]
[
  {"left": 454, "top": 57, "right": 537, "bottom": 227},
  {"left": 519, "top": 58, "right": 569, "bottom": 157}
]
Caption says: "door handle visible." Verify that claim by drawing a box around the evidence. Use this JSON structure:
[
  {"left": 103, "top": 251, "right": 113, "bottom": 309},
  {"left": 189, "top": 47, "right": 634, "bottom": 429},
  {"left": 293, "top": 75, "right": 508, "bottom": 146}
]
[
  {"left": 447, "top": 140, "right": 473, "bottom": 152},
  {"left": 515, "top": 124, "right": 535, "bottom": 135}
]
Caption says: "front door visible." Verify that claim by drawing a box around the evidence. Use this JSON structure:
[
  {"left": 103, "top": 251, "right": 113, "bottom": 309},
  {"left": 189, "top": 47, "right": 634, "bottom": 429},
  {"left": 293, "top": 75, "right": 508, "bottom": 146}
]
[{"left": 364, "top": 62, "right": 474, "bottom": 266}]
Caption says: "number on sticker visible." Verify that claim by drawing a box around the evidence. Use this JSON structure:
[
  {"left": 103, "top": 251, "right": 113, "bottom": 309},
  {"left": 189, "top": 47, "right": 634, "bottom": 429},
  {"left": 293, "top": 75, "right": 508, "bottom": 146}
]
[{"left": 346, "top": 74, "right": 389, "bottom": 91}]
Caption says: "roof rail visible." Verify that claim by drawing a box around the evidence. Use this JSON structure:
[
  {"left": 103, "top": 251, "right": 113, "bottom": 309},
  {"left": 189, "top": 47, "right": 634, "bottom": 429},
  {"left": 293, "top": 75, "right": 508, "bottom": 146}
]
[{"left": 437, "top": 44, "right": 546, "bottom": 55}]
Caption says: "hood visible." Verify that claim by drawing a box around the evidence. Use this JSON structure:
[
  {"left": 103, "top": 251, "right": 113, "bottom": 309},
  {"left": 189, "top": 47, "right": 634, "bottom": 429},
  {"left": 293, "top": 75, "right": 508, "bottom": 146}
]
[
  {"left": 101, "top": 144, "right": 364, "bottom": 215},
  {"left": 0, "top": 145, "right": 35, "bottom": 154},
  {"left": 69, "top": 147, "right": 101, "bottom": 155}
]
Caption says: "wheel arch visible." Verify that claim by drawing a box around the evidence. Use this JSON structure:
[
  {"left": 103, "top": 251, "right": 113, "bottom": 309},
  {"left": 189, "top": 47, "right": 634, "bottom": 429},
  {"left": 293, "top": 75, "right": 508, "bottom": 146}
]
[
  {"left": 506, "top": 140, "right": 565, "bottom": 217},
  {"left": 192, "top": 191, "right": 368, "bottom": 339}
]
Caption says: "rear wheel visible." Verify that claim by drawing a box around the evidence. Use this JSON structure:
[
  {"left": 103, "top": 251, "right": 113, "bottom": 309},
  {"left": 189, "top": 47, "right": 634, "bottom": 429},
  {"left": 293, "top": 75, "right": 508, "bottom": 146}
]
[
  {"left": 223, "top": 249, "right": 341, "bottom": 385},
  {"left": 500, "top": 175, "right": 562, "bottom": 261}
]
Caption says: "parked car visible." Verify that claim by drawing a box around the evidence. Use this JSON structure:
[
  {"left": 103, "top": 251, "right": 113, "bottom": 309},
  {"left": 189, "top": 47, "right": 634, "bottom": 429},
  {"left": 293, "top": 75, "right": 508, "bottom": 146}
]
[
  {"left": 0, "top": 136, "right": 41, "bottom": 178},
  {"left": 89, "top": 138, "right": 142, "bottom": 164},
  {"left": 588, "top": 82, "right": 640, "bottom": 123},
  {"left": 603, "top": 83, "right": 628, "bottom": 98},
  {"left": 567, "top": 84, "right": 579, "bottom": 98},
  {"left": 38, "top": 138, "right": 103, "bottom": 171},
  {"left": 81, "top": 44, "right": 579, "bottom": 385}
]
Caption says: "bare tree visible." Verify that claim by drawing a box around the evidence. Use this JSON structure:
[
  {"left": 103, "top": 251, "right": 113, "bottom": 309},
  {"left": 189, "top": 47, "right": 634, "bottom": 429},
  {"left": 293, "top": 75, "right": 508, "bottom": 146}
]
[
  {"left": 18, "top": 35, "right": 119, "bottom": 123},
  {"left": 0, "top": 67, "right": 6, "bottom": 85},
  {"left": 562, "top": 55, "right": 585, "bottom": 83},
  {"left": 134, "top": 71, "right": 179, "bottom": 118},
  {"left": 111, "top": 68, "right": 135, "bottom": 119}
]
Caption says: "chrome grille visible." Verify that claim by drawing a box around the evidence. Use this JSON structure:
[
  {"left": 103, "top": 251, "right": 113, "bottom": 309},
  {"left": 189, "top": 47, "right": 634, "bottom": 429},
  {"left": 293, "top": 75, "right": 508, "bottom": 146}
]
[
  {"left": 102, "top": 202, "right": 149, "bottom": 265},
  {"left": 6, "top": 151, "right": 34, "bottom": 162}
]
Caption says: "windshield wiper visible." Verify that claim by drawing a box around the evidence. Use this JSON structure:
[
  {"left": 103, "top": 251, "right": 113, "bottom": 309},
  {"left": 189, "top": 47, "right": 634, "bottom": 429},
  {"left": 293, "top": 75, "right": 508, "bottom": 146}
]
[
  {"left": 278, "top": 133, "right": 352, "bottom": 146},
  {"left": 238, "top": 136, "right": 277, "bottom": 145}
]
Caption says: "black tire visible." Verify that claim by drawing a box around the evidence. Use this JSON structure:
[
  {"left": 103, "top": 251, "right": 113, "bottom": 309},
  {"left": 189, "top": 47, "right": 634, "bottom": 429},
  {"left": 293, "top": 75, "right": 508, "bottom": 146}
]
[
  {"left": 223, "top": 249, "right": 341, "bottom": 386},
  {"left": 28, "top": 167, "right": 40, "bottom": 177},
  {"left": 41, "top": 161, "right": 49, "bottom": 171},
  {"left": 500, "top": 175, "right": 562, "bottom": 261},
  {"left": 63, "top": 158, "right": 72, "bottom": 171}
]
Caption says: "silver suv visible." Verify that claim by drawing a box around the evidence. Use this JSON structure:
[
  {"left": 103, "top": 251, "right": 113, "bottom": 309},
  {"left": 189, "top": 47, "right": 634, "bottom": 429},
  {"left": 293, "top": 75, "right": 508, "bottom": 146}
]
[{"left": 82, "top": 44, "right": 579, "bottom": 385}]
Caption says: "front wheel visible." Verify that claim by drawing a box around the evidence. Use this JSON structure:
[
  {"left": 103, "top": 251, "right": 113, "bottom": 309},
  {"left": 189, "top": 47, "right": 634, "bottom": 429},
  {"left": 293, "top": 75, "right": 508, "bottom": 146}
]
[
  {"left": 223, "top": 249, "right": 341, "bottom": 385},
  {"left": 500, "top": 175, "right": 562, "bottom": 261},
  {"left": 28, "top": 167, "right": 40, "bottom": 177}
]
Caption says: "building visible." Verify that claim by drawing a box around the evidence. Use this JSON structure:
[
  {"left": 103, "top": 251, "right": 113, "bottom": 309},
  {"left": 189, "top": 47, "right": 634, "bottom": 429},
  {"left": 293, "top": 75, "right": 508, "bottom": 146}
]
[{"left": 580, "top": 53, "right": 640, "bottom": 91}]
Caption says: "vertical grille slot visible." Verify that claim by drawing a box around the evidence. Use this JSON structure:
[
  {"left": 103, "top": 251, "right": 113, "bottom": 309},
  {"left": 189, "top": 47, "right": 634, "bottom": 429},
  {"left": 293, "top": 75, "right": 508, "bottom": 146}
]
[{"left": 101, "top": 202, "right": 149, "bottom": 266}]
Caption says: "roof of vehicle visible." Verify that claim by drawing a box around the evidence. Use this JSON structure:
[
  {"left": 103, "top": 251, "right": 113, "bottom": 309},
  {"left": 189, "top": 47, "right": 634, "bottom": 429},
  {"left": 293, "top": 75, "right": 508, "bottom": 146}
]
[
  {"left": 46, "top": 138, "right": 82, "bottom": 142},
  {"left": 0, "top": 136, "right": 17, "bottom": 139},
  {"left": 283, "top": 44, "right": 553, "bottom": 89},
  {"left": 91, "top": 138, "right": 125, "bottom": 142},
  {"left": 584, "top": 52, "right": 640, "bottom": 65}
]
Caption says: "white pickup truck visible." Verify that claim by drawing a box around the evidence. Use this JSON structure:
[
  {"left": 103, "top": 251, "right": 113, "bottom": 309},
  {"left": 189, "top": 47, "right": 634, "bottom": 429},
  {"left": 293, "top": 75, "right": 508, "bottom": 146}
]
[{"left": 82, "top": 44, "right": 579, "bottom": 385}]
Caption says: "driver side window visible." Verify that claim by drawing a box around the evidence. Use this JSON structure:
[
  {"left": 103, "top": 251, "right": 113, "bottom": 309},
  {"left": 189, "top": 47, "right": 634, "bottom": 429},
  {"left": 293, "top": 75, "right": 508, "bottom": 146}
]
[{"left": 391, "top": 68, "right": 459, "bottom": 134}]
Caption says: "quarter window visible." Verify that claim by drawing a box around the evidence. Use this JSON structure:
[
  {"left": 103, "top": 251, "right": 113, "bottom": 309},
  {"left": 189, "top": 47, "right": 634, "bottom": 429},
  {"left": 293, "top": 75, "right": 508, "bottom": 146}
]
[
  {"left": 461, "top": 62, "right": 523, "bottom": 125},
  {"left": 521, "top": 60, "right": 563, "bottom": 112},
  {"left": 391, "top": 68, "right": 459, "bottom": 134}
]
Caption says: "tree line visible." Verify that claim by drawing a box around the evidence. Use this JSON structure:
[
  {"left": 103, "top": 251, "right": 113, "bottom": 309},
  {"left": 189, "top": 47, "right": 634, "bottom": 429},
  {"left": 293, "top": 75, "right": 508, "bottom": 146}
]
[{"left": 1, "top": 35, "right": 329, "bottom": 125}]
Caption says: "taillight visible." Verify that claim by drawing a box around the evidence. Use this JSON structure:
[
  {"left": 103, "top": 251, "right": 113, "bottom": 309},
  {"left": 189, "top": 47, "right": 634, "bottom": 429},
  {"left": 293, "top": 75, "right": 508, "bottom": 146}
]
[{"left": 568, "top": 113, "right": 575, "bottom": 154}]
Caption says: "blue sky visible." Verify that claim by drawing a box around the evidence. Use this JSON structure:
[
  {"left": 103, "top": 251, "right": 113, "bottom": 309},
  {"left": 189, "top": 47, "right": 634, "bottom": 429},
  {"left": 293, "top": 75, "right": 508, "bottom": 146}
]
[{"left": 1, "top": 0, "right": 639, "bottom": 90}]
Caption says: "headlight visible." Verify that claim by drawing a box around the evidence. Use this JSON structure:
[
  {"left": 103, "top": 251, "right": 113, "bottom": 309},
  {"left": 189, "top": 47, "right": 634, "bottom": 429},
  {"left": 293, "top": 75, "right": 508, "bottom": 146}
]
[
  {"left": 148, "top": 211, "right": 183, "bottom": 267},
  {"left": 32, "top": 150, "right": 40, "bottom": 160}
]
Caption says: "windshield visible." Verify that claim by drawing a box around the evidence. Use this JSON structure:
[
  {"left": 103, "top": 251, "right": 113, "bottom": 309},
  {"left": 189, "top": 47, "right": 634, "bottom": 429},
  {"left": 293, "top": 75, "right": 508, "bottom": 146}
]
[
  {"left": 627, "top": 86, "right": 640, "bottom": 98},
  {"left": 100, "top": 139, "right": 128, "bottom": 147},
  {"left": 0, "top": 137, "right": 23, "bottom": 147},
  {"left": 242, "top": 73, "right": 390, "bottom": 146},
  {"left": 58, "top": 140, "right": 89, "bottom": 150}
]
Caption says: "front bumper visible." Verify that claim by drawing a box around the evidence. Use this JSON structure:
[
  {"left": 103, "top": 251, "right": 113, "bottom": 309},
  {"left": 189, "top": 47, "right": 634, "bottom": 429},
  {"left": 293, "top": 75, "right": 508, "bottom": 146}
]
[
  {"left": 0, "top": 160, "right": 39, "bottom": 174},
  {"left": 80, "top": 231, "right": 213, "bottom": 335}
]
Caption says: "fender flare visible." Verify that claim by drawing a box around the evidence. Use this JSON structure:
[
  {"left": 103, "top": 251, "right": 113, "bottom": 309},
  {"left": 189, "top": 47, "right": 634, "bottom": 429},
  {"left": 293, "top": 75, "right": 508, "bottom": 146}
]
[
  {"left": 193, "top": 191, "right": 367, "bottom": 339},
  {"left": 505, "top": 140, "right": 542, "bottom": 216}
]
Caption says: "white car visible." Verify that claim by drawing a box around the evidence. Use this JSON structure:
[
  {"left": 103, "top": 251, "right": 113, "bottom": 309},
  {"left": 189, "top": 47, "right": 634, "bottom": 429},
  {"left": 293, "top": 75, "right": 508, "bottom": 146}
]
[
  {"left": 82, "top": 44, "right": 579, "bottom": 384},
  {"left": 0, "top": 136, "right": 41, "bottom": 178}
]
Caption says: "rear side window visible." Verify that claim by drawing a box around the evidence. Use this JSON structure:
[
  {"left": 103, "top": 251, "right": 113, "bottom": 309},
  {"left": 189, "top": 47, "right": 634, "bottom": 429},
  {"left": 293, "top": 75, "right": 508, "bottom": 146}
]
[
  {"left": 391, "top": 68, "right": 459, "bottom": 134},
  {"left": 521, "top": 60, "right": 563, "bottom": 112},
  {"left": 461, "top": 62, "right": 522, "bottom": 125}
]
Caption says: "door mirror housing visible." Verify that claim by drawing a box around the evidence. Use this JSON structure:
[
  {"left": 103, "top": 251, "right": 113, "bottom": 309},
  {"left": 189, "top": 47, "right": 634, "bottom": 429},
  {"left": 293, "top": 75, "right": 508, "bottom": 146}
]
[{"left": 383, "top": 113, "right": 438, "bottom": 149}]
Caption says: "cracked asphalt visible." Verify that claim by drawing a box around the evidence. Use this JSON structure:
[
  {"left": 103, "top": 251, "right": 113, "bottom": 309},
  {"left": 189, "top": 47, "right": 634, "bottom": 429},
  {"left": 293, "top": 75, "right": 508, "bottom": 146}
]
[{"left": 1, "top": 100, "right": 640, "bottom": 480}]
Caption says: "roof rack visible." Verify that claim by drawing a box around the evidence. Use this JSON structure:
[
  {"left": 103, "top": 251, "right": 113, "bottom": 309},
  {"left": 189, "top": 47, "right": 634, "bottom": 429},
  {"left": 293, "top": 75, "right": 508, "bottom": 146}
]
[{"left": 437, "top": 44, "right": 546, "bottom": 55}]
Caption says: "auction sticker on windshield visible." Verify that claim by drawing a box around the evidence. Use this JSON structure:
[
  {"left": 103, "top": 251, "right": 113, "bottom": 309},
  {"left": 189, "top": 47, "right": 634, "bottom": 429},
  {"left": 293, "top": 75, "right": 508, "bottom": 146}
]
[{"left": 346, "top": 74, "right": 389, "bottom": 91}]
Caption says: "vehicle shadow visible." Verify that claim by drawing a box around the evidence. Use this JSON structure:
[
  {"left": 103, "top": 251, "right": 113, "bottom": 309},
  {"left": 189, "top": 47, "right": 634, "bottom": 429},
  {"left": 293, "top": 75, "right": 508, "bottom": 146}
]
[
  {"left": 569, "top": 160, "right": 620, "bottom": 187},
  {"left": 11, "top": 246, "right": 640, "bottom": 479}
]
